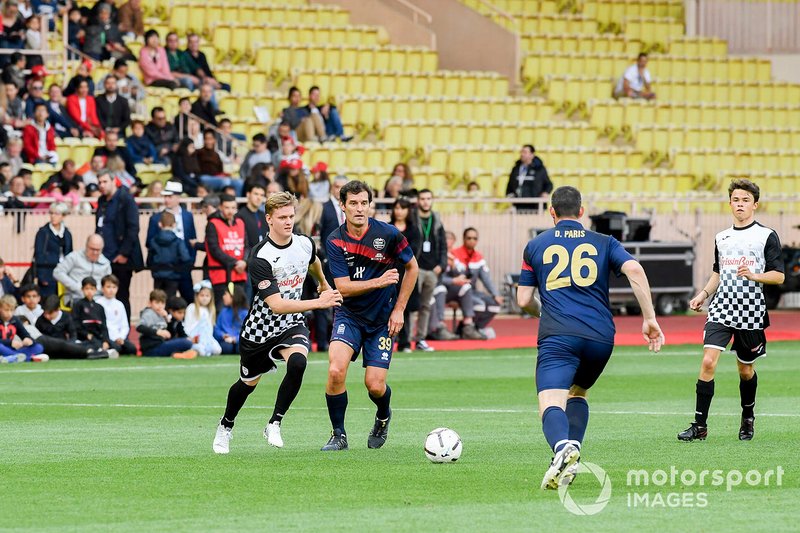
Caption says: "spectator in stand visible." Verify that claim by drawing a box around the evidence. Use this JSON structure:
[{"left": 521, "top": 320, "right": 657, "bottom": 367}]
[
  {"left": 389, "top": 162, "right": 414, "bottom": 192},
  {"left": 238, "top": 133, "right": 271, "bottom": 180},
  {"left": 53, "top": 234, "right": 111, "bottom": 305},
  {"left": 173, "top": 96, "right": 191, "bottom": 136},
  {"left": 35, "top": 294, "right": 109, "bottom": 359},
  {"left": 24, "top": 15, "right": 43, "bottom": 68},
  {"left": 171, "top": 137, "right": 200, "bottom": 195},
  {"left": 46, "top": 84, "right": 80, "bottom": 138},
  {"left": 0, "top": 294, "right": 47, "bottom": 363},
  {"left": 191, "top": 83, "right": 220, "bottom": 127},
  {"left": 451, "top": 227, "right": 502, "bottom": 337},
  {"left": 96, "top": 274, "right": 137, "bottom": 354},
  {"left": 145, "top": 180, "right": 197, "bottom": 301},
  {"left": 126, "top": 120, "right": 156, "bottom": 164},
  {"left": 506, "top": 144, "right": 552, "bottom": 210},
  {"left": 145, "top": 106, "right": 178, "bottom": 164},
  {"left": 614, "top": 52, "right": 655, "bottom": 100},
  {"left": 4, "top": 175, "right": 29, "bottom": 212},
  {"left": 1, "top": 53, "right": 26, "bottom": 90},
  {"left": 106, "top": 155, "right": 140, "bottom": 194},
  {"left": 96, "top": 76, "right": 131, "bottom": 135},
  {"left": 204, "top": 193, "right": 247, "bottom": 308},
  {"left": 80, "top": 154, "right": 105, "bottom": 187},
  {"left": 0, "top": 256, "right": 18, "bottom": 297},
  {"left": 117, "top": 0, "right": 144, "bottom": 39},
  {"left": 245, "top": 162, "right": 275, "bottom": 191},
  {"left": 100, "top": 60, "right": 145, "bottom": 115},
  {"left": 137, "top": 289, "right": 196, "bottom": 358},
  {"left": 32, "top": 202, "right": 73, "bottom": 298},
  {"left": 139, "top": 29, "right": 179, "bottom": 89},
  {"left": 382, "top": 175, "right": 403, "bottom": 200},
  {"left": 41, "top": 159, "right": 82, "bottom": 195},
  {"left": 22, "top": 102, "right": 58, "bottom": 165},
  {"left": 197, "top": 129, "right": 242, "bottom": 196},
  {"left": 319, "top": 174, "right": 347, "bottom": 252},
  {"left": 184, "top": 33, "right": 230, "bottom": 92},
  {"left": 93, "top": 129, "right": 137, "bottom": 179},
  {"left": 24, "top": 78, "right": 47, "bottom": 117},
  {"left": 281, "top": 86, "right": 322, "bottom": 143},
  {"left": 237, "top": 182, "right": 266, "bottom": 249},
  {"left": 66, "top": 7, "right": 85, "bottom": 55},
  {"left": 88, "top": 0, "right": 117, "bottom": 25},
  {"left": 19, "top": 168, "right": 35, "bottom": 196},
  {"left": 0, "top": 138, "right": 24, "bottom": 176},
  {"left": 147, "top": 210, "right": 191, "bottom": 299},
  {"left": 66, "top": 79, "right": 103, "bottom": 138},
  {"left": 277, "top": 159, "right": 308, "bottom": 200},
  {"left": 4, "top": 83, "right": 26, "bottom": 128},
  {"left": 0, "top": 4, "right": 26, "bottom": 53},
  {"left": 83, "top": 4, "right": 132, "bottom": 61},
  {"left": 216, "top": 119, "right": 239, "bottom": 165},
  {"left": 0, "top": 163, "right": 12, "bottom": 191},
  {"left": 306, "top": 86, "right": 352, "bottom": 142},
  {"left": 165, "top": 32, "right": 199, "bottom": 90},
  {"left": 414, "top": 189, "right": 448, "bottom": 352},
  {"left": 308, "top": 162, "right": 330, "bottom": 202},
  {"left": 63, "top": 60, "right": 95, "bottom": 97},
  {"left": 71, "top": 276, "right": 116, "bottom": 355},
  {"left": 390, "top": 197, "right": 421, "bottom": 352},
  {"left": 96, "top": 172, "right": 144, "bottom": 318},
  {"left": 213, "top": 285, "right": 246, "bottom": 353}
]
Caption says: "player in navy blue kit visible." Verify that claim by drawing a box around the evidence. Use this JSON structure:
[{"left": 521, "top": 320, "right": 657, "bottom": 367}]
[
  {"left": 516, "top": 186, "right": 665, "bottom": 489},
  {"left": 322, "top": 180, "right": 419, "bottom": 451}
]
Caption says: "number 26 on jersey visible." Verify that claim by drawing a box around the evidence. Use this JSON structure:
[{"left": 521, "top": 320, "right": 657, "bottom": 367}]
[{"left": 543, "top": 244, "right": 599, "bottom": 290}]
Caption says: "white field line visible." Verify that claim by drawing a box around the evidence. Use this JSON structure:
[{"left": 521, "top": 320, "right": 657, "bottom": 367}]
[
  {"left": 0, "top": 401, "right": 796, "bottom": 418},
  {"left": 0, "top": 351, "right": 704, "bottom": 375}
]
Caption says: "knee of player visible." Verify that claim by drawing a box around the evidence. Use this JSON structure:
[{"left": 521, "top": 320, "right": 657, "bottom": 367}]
[
  {"left": 328, "top": 365, "right": 347, "bottom": 384},
  {"left": 737, "top": 363, "right": 755, "bottom": 379},
  {"left": 568, "top": 385, "right": 588, "bottom": 398},
  {"left": 365, "top": 380, "right": 385, "bottom": 397},
  {"left": 286, "top": 353, "right": 307, "bottom": 375},
  {"left": 701, "top": 355, "right": 718, "bottom": 373}
]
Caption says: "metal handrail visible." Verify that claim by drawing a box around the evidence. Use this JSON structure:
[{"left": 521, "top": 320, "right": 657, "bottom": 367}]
[{"left": 386, "top": 0, "right": 433, "bottom": 25}]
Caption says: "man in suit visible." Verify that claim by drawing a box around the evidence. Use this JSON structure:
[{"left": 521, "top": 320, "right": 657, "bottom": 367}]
[
  {"left": 319, "top": 175, "right": 349, "bottom": 260},
  {"left": 46, "top": 84, "right": 80, "bottom": 139},
  {"left": 191, "top": 83, "right": 220, "bottom": 127},
  {"left": 146, "top": 181, "right": 197, "bottom": 303},
  {"left": 506, "top": 144, "right": 553, "bottom": 212},
  {"left": 93, "top": 129, "right": 138, "bottom": 181},
  {"left": 96, "top": 76, "right": 131, "bottom": 135}
]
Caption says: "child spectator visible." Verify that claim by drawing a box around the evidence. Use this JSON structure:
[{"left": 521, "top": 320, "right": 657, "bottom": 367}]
[
  {"left": 126, "top": 119, "right": 157, "bottom": 164},
  {"left": 136, "top": 289, "right": 197, "bottom": 358},
  {"left": 213, "top": 286, "right": 247, "bottom": 354},
  {"left": 72, "top": 276, "right": 118, "bottom": 357},
  {"left": 0, "top": 294, "right": 47, "bottom": 363},
  {"left": 147, "top": 211, "right": 191, "bottom": 299},
  {"left": 14, "top": 284, "right": 43, "bottom": 338},
  {"left": 24, "top": 15, "right": 43, "bottom": 67},
  {"left": 96, "top": 274, "right": 137, "bottom": 355},
  {"left": 0, "top": 257, "right": 18, "bottom": 299},
  {"left": 166, "top": 296, "right": 195, "bottom": 348},
  {"left": 35, "top": 295, "right": 111, "bottom": 359},
  {"left": 185, "top": 280, "right": 221, "bottom": 356},
  {"left": 66, "top": 7, "right": 86, "bottom": 55}
]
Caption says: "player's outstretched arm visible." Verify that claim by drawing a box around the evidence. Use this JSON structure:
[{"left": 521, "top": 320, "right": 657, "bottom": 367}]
[
  {"left": 308, "top": 256, "right": 331, "bottom": 292},
  {"left": 689, "top": 272, "right": 720, "bottom": 312},
  {"left": 621, "top": 260, "right": 665, "bottom": 352},
  {"left": 516, "top": 286, "right": 541, "bottom": 318},
  {"left": 334, "top": 269, "right": 400, "bottom": 298},
  {"left": 265, "top": 290, "right": 343, "bottom": 315}
]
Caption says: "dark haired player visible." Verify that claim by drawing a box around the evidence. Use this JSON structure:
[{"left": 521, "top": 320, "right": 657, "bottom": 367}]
[
  {"left": 322, "top": 180, "right": 419, "bottom": 451},
  {"left": 679, "top": 179, "right": 784, "bottom": 442},
  {"left": 517, "top": 186, "right": 664, "bottom": 489},
  {"left": 213, "top": 192, "right": 343, "bottom": 454}
]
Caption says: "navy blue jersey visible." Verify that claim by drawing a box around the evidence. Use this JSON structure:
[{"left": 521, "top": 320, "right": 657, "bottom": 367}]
[
  {"left": 520, "top": 220, "right": 634, "bottom": 344},
  {"left": 327, "top": 218, "right": 415, "bottom": 326}
]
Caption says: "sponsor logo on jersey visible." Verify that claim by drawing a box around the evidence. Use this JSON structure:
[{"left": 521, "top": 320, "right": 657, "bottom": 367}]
[
  {"left": 353, "top": 266, "right": 366, "bottom": 279},
  {"left": 279, "top": 274, "right": 304, "bottom": 288},
  {"left": 258, "top": 280, "right": 271, "bottom": 290},
  {"left": 381, "top": 352, "right": 389, "bottom": 360},
  {"left": 720, "top": 256, "right": 756, "bottom": 268},
  {"left": 337, "top": 324, "right": 346, "bottom": 335},
  {"left": 373, "top": 253, "right": 384, "bottom": 261},
  {"left": 373, "top": 238, "right": 386, "bottom": 250}
]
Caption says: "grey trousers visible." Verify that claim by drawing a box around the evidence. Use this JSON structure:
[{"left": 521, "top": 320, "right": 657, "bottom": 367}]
[{"left": 415, "top": 269, "right": 439, "bottom": 340}]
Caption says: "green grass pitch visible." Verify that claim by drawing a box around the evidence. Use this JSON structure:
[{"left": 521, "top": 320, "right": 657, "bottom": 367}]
[{"left": 2, "top": 343, "right": 798, "bottom": 532}]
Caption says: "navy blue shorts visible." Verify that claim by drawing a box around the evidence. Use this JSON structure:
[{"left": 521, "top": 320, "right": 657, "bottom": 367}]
[
  {"left": 536, "top": 335, "right": 614, "bottom": 393},
  {"left": 330, "top": 311, "right": 393, "bottom": 369}
]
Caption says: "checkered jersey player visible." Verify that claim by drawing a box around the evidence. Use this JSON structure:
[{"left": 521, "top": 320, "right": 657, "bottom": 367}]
[
  {"left": 321, "top": 180, "right": 419, "bottom": 451},
  {"left": 679, "top": 179, "right": 785, "bottom": 442},
  {"left": 213, "top": 192, "right": 343, "bottom": 454}
]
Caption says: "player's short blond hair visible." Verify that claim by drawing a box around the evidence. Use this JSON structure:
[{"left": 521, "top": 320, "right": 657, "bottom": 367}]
[{"left": 265, "top": 191, "right": 297, "bottom": 215}]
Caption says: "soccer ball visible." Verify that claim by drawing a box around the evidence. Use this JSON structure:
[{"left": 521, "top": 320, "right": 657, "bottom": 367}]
[{"left": 424, "top": 428, "right": 462, "bottom": 463}]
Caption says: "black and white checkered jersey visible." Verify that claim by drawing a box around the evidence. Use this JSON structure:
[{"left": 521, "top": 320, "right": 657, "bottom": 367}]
[
  {"left": 708, "top": 221, "right": 783, "bottom": 330},
  {"left": 240, "top": 234, "right": 316, "bottom": 344}
]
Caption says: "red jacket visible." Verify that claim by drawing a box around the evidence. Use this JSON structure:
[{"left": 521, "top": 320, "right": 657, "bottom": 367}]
[
  {"left": 22, "top": 122, "right": 56, "bottom": 162},
  {"left": 65, "top": 94, "right": 103, "bottom": 138},
  {"left": 206, "top": 216, "right": 248, "bottom": 285}
]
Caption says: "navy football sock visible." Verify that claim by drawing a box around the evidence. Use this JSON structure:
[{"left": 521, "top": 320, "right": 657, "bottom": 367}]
[
  {"left": 542, "top": 406, "right": 570, "bottom": 453},
  {"left": 270, "top": 353, "right": 307, "bottom": 425},
  {"left": 566, "top": 397, "right": 589, "bottom": 448},
  {"left": 740, "top": 372, "right": 757, "bottom": 419},
  {"left": 222, "top": 379, "right": 256, "bottom": 428},
  {"left": 326, "top": 391, "right": 348, "bottom": 434},
  {"left": 369, "top": 384, "right": 392, "bottom": 420}
]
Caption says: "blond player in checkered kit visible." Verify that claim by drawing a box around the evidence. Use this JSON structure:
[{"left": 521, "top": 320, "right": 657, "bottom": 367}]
[
  {"left": 213, "top": 192, "right": 343, "bottom": 454},
  {"left": 679, "top": 179, "right": 785, "bottom": 442}
]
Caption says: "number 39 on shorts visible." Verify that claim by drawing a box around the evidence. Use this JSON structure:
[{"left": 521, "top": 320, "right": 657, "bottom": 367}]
[
  {"left": 378, "top": 337, "right": 392, "bottom": 350},
  {"left": 543, "top": 243, "right": 598, "bottom": 290}
]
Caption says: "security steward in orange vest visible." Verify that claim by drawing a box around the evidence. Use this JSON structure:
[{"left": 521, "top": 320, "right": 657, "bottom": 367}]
[{"left": 205, "top": 193, "right": 248, "bottom": 308}]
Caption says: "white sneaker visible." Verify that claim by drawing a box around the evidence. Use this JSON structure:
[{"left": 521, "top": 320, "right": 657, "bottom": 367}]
[
  {"left": 540, "top": 442, "right": 580, "bottom": 490},
  {"left": 213, "top": 424, "right": 233, "bottom": 454},
  {"left": 107, "top": 349, "right": 119, "bottom": 359},
  {"left": 31, "top": 353, "right": 49, "bottom": 363},
  {"left": 264, "top": 421, "right": 283, "bottom": 448},
  {"left": 559, "top": 459, "right": 580, "bottom": 487}
]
